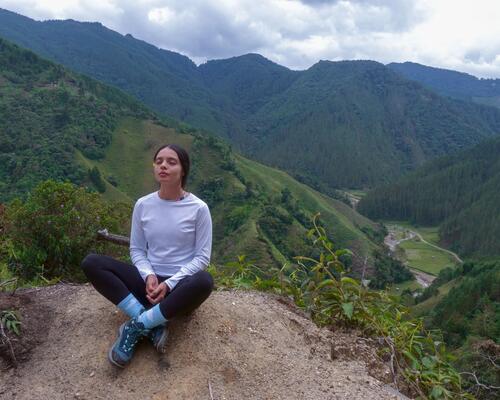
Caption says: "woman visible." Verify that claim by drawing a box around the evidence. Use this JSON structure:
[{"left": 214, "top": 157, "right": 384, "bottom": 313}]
[{"left": 81, "top": 144, "right": 214, "bottom": 368}]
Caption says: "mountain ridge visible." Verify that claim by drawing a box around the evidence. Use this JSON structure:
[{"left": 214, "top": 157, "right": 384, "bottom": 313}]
[
  {"left": 2, "top": 7, "right": 500, "bottom": 189},
  {"left": 388, "top": 61, "right": 500, "bottom": 108}
]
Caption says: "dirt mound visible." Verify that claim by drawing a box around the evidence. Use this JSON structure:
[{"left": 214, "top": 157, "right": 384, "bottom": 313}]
[{"left": 0, "top": 284, "right": 410, "bottom": 399}]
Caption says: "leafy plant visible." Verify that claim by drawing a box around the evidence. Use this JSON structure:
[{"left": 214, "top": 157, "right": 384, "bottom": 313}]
[
  {"left": 0, "top": 311, "right": 21, "bottom": 336},
  {"left": 208, "top": 255, "right": 280, "bottom": 291},
  {"left": 283, "top": 213, "right": 473, "bottom": 399}
]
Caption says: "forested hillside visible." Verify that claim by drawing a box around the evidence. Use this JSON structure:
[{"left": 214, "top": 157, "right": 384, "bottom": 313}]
[
  {"left": 413, "top": 261, "right": 500, "bottom": 399},
  {"left": 0, "top": 37, "right": 151, "bottom": 201},
  {"left": 0, "top": 37, "right": 386, "bottom": 276},
  {"left": 389, "top": 62, "right": 500, "bottom": 108},
  {"left": 3, "top": 8, "right": 500, "bottom": 189},
  {"left": 244, "top": 60, "right": 500, "bottom": 187},
  {"left": 358, "top": 135, "right": 500, "bottom": 258}
]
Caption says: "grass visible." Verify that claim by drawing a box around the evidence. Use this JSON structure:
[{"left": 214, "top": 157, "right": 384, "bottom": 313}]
[
  {"left": 384, "top": 221, "right": 441, "bottom": 246},
  {"left": 343, "top": 189, "right": 367, "bottom": 199},
  {"left": 412, "top": 226, "right": 441, "bottom": 246},
  {"left": 398, "top": 239, "right": 457, "bottom": 275},
  {"left": 76, "top": 117, "right": 195, "bottom": 202}
]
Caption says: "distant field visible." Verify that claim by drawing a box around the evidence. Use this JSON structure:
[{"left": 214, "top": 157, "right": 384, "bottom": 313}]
[
  {"left": 387, "top": 279, "right": 421, "bottom": 296},
  {"left": 345, "top": 190, "right": 367, "bottom": 199},
  {"left": 398, "top": 239, "right": 457, "bottom": 275},
  {"left": 384, "top": 221, "right": 441, "bottom": 245},
  {"left": 413, "top": 226, "right": 440, "bottom": 246},
  {"left": 390, "top": 221, "right": 441, "bottom": 246},
  {"left": 383, "top": 221, "right": 459, "bottom": 276}
]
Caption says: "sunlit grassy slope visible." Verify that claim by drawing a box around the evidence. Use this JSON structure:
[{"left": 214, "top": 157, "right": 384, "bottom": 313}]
[
  {"left": 235, "top": 155, "right": 379, "bottom": 255},
  {"left": 76, "top": 117, "right": 381, "bottom": 268}
]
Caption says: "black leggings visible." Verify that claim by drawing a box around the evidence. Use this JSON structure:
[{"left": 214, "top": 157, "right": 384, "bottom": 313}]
[{"left": 81, "top": 254, "right": 214, "bottom": 320}]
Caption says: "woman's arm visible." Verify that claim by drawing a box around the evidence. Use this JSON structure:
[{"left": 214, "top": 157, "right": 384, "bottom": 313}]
[
  {"left": 165, "top": 203, "right": 212, "bottom": 290},
  {"left": 129, "top": 201, "right": 155, "bottom": 281}
]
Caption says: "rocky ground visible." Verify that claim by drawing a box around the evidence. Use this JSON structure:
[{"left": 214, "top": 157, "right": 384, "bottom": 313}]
[{"left": 0, "top": 284, "right": 411, "bottom": 399}]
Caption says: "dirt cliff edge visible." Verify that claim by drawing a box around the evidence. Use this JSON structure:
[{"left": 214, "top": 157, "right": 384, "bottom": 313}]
[{"left": 0, "top": 284, "right": 410, "bottom": 399}]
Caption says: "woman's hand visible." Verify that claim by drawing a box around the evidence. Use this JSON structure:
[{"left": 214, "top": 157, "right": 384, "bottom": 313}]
[
  {"left": 146, "top": 275, "right": 169, "bottom": 304},
  {"left": 146, "top": 274, "right": 159, "bottom": 295}
]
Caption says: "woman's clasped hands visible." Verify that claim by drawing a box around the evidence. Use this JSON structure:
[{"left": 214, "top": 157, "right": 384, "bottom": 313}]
[{"left": 146, "top": 275, "right": 170, "bottom": 304}]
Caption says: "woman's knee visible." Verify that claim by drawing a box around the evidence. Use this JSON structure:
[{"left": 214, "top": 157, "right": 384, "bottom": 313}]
[
  {"left": 81, "top": 253, "right": 102, "bottom": 276},
  {"left": 194, "top": 270, "right": 214, "bottom": 294}
]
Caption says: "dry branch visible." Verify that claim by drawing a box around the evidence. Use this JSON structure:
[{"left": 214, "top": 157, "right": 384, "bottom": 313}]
[{"left": 97, "top": 229, "right": 130, "bottom": 246}]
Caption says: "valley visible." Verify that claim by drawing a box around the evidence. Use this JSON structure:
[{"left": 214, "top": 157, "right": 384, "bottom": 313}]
[{"left": 0, "top": 9, "right": 499, "bottom": 397}]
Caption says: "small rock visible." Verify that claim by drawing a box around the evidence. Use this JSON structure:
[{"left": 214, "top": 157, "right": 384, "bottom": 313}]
[{"left": 330, "top": 343, "right": 338, "bottom": 360}]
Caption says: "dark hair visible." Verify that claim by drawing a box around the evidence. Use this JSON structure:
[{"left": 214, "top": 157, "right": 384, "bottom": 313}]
[{"left": 153, "top": 144, "right": 190, "bottom": 188}]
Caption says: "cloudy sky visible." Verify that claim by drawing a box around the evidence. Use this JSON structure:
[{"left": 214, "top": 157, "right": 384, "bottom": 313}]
[{"left": 1, "top": 0, "right": 500, "bottom": 78}]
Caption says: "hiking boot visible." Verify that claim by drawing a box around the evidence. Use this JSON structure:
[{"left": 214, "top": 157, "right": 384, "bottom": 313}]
[
  {"left": 148, "top": 323, "right": 169, "bottom": 353},
  {"left": 108, "top": 317, "right": 150, "bottom": 368}
]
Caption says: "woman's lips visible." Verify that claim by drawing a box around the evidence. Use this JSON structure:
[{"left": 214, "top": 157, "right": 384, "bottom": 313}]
[{"left": 159, "top": 172, "right": 168, "bottom": 177}]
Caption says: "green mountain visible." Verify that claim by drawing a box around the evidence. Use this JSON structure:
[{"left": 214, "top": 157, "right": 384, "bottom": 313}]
[
  {"left": 388, "top": 62, "right": 500, "bottom": 108},
  {"left": 243, "top": 60, "right": 500, "bottom": 187},
  {"left": 357, "top": 135, "right": 500, "bottom": 258},
  {"left": 0, "top": 37, "right": 383, "bottom": 275},
  {"left": 2, "top": 8, "right": 500, "bottom": 190},
  {"left": 0, "top": 8, "right": 223, "bottom": 133}
]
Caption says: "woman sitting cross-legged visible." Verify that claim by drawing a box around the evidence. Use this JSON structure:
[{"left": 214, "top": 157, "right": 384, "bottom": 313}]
[{"left": 81, "top": 143, "right": 213, "bottom": 368}]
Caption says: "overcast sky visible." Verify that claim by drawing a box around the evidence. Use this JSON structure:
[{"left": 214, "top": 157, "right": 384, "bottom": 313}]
[{"left": 1, "top": 0, "right": 500, "bottom": 78}]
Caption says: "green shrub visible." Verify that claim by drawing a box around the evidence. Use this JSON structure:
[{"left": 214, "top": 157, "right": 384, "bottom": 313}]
[{"left": 4, "top": 179, "right": 129, "bottom": 281}]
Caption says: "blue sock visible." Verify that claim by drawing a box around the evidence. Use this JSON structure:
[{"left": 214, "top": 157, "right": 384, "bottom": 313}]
[
  {"left": 137, "top": 304, "right": 167, "bottom": 329},
  {"left": 117, "top": 293, "right": 144, "bottom": 318}
]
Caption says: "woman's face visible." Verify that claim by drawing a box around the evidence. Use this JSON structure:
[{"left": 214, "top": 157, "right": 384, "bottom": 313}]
[{"left": 153, "top": 147, "right": 184, "bottom": 187}]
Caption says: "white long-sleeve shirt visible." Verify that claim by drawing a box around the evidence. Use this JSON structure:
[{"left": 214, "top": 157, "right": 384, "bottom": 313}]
[{"left": 129, "top": 191, "right": 212, "bottom": 290}]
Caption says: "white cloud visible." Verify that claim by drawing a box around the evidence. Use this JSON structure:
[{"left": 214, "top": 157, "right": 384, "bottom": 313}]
[
  {"left": 1, "top": 0, "right": 500, "bottom": 77},
  {"left": 148, "top": 7, "right": 175, "bottom": 24}
]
